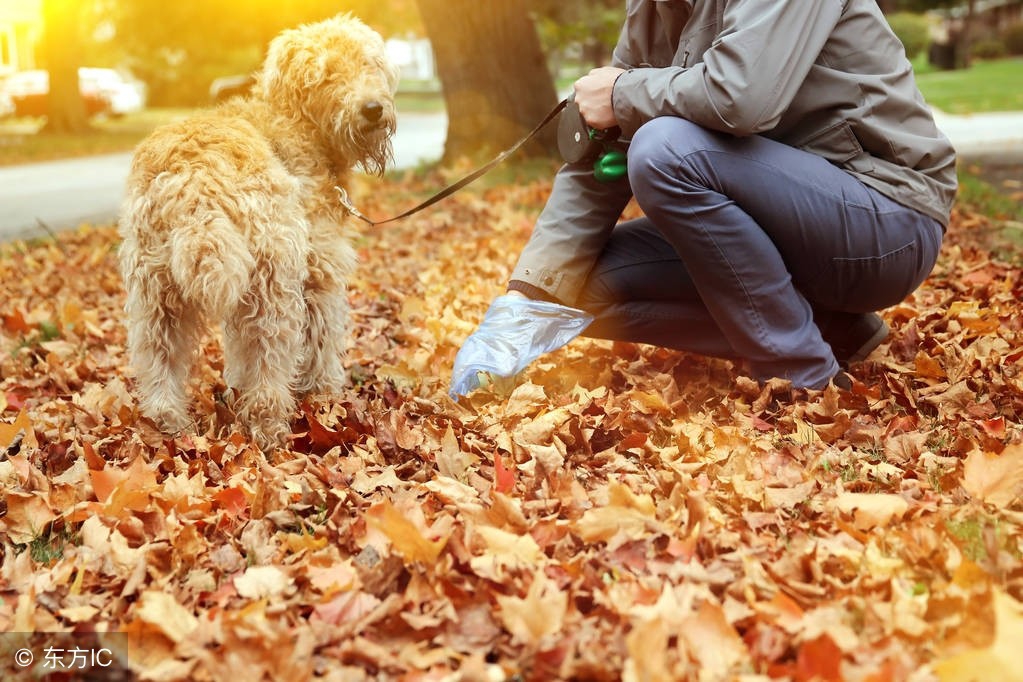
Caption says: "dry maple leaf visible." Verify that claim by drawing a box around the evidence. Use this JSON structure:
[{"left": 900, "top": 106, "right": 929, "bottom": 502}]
[
  {"left": 495, "top": 570, "right": 567, "bottom": 646},
  {"left": 933, "top": 590, "right": 1023, "bottom": 682},
  {"left": 962, "top": 444, "right": 1023, "bottom": 507}
]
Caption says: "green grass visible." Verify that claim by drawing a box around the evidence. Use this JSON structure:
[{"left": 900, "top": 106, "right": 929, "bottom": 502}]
[
  {"left": 955, "top": 164, "right": 1023, "bottom": 262},
  {"left": 0, "top": 108, "right": 193, "bottom": 166},
  {"left": 916, "top": 57, "right": 1023, "bottom": 114},
  {"left": 958, "top": 166, "right": 1023, "bottom": 222}
]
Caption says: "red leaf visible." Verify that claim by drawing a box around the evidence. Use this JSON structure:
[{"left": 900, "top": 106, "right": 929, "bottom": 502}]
[
  {"left": 980, "top": 417, "right": 1006, "bottom": 440},
  {"left": 2, "top": 310, "right": 31, "bottom": 335},
  {"left": 620, "top": 431, "right": 647, "bottom": 450},
  {"left": 213, "top": 486, "right": 249, "bottom": 517},
  {"left": 301, "top": 404, "right": 348, "bottom": 452},
  {"left": 796, "top": 635, "right": 844, "bottom": 682},
  {"left": 4, "top": 391, "right": 27, "bottom": 412},
  {"left": 493, "top": 454, "right": 515, "bottom": 494}
]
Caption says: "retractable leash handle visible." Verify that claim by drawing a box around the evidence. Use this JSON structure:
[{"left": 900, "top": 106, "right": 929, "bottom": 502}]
[{"left": 555, "top": 97, "right": 628, "bottom": 183}]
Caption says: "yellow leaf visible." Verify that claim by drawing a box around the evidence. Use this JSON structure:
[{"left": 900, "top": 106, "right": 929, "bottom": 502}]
[
  {"left": 365, "top": 500, "right": 445, "bottom": 564},
  {"left": 624, "top": 617, "right": 672, "bottom": 682},
  {"left": 135, "top": 591, "right": 198, "bottom": 644},
  {"left": 496, "top": 572, "right": 566, "bottom": 645},
  {"left": 0, "top": 410, "right": 38, "bottom": 451},
  {"left": 914, "top": 350, "right": 946, "bottom": 380},
  {"left": 627, "top": 389, "right": 671, "bottom": 415},
  {"left": 934, "top": 591, "right": 1023, "bottom": 682},
  {"left": 948, "top": 301, "right": 1000, "bottom": 334},
  {"left": 307, "top": 562, "right": 357, "bottom": 595},
  {"left": 680, "top": 600, "right": 748, "bottom": 676},
  {"left": 963, "top": 445, "right": 1023, "bottom": 508},
  {"left": 574, "top": 482, "right": 662, "bottom": 544},
  {"left": 469, "top": 526, "right": 545, "bottom": 578},
  {"left": 282, "top": 531, "right": 328, "bottom": 554},
  {"left": 58, "top": 605, "right": 99, "bottom": 623},
  {"left": 434, "top": 423, "right": 473, "bottom": 480},
  {"left": 833, "top": 492, "right": 909, "bottom": 530},
  {"left": 60, "top": 300, "right": 82, "bottom": 329},
  {"left": 790, "top": 418, "right": 821, "bottom": 445}
]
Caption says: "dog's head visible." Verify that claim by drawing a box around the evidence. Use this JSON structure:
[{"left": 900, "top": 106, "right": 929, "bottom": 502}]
[{"left": 257, "top": 14, "right": 399, "bottom": 175}]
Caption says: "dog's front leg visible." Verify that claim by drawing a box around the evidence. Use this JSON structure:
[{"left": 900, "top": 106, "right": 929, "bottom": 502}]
[{"left": 296, "top": 236, "right": 356, "bottom": 395}]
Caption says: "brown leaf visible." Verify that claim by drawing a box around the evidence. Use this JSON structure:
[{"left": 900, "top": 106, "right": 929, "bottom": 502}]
[
  {"left": 2, "top": 491, "right": 57, "bottom": 544},
  {"left": 962, "top": 444, "right": 1023, "bottom": 507}
]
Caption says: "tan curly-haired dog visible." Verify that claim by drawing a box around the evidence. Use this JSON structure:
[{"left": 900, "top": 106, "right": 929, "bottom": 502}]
[{"left": 118, "top": 14, "right": 397, "bottom": 450}]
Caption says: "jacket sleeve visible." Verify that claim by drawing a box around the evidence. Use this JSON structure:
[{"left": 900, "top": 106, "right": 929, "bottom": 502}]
[
  {"left": 508, "top": 163, "right": 633, "bottom": 306},
  {"left": 613, "top": 0, "right": 845, "bottom": 137},
  {"left": 507, "top": 2, "right": 648, "bottom": 305}
]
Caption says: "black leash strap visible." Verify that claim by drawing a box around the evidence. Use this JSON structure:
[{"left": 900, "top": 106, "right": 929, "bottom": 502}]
[{"left": 336, "top": 98, "right": 569, "bottom": 227}]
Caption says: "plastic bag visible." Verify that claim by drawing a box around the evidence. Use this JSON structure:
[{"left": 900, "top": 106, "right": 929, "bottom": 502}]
[{"left": 449, "top": 294, "right": 594, "bottom": 398}]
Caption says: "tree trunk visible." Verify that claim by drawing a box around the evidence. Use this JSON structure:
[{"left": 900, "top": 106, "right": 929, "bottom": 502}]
[
  {"left": 957, "top": 0, "right": 976, "bottom": 69},
  {"left": 875, "top": 0, "right": 898, "bottom": 15},
  {"left": 415, "top": 0, "right": 559, "bottom": 162},
  {"left": 41, "top": 0, "right": 91, "bottom": 134}
]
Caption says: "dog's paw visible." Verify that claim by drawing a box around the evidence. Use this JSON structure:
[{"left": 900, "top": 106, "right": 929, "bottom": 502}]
[
  {"left": 250, "top": 421, "right": 292, "bottom": 453},
  {"left": 141, "top": 404, "right": 192, "bottom": 437}
]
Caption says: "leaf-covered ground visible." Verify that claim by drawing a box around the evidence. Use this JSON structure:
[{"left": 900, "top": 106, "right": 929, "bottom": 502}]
[{"left": 1, "top": 167, "right": 1022, "bottom": 681}]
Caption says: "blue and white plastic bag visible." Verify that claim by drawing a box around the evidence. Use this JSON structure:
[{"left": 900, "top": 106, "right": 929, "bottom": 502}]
[{"left": 449, "top": 294, "right": 593, "bottom": 398}]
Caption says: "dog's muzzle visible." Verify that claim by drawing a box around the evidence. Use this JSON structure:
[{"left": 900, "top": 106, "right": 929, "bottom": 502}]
[{"left": 359, "top": 100, "right": 392, "bottom": 133}]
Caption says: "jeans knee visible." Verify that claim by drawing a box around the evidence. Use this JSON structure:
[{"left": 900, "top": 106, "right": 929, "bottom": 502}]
[{"left": 627, "top": 117, "right": 709, "bottom": 204}]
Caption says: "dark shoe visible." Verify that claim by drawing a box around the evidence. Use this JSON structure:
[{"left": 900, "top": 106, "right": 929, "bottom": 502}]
[
  {"left": 820, "top": 312, "right": 889, "bottom": 367},
  {"left": 830, "top": 370, "right": 854, "bottom": 391}
]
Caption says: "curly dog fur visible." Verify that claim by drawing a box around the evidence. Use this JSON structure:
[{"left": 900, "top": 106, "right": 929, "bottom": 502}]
[{"left": 118, "top": 14, "right": 397, "bottom": 450}]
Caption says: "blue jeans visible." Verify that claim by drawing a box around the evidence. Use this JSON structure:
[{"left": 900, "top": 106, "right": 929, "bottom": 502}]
[{"left": 577, "top": 117, "right": 944, "bottom": 388}]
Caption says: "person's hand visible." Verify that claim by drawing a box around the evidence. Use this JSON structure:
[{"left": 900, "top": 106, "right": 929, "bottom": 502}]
[{"left": 573, "top": 66, "right": 625, "bottom": 131}]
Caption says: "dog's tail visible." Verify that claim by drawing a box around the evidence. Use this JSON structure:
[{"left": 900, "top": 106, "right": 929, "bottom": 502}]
[{"left": 169, "top": 214, "right": 255, "bottom": 317}]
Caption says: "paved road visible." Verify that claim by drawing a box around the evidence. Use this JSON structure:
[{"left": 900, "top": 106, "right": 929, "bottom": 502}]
[
  {"left": 1, "top": 152, "right": 134, "bottom": 241},
  {"left": 931, "top": 109, "right": 1023, "bottom": 161},
  {"left": 0, "top": 110, "right": 448, "bottom": 241},
  {"left": 2, "top": 108, "right": 1021, "bottom": 241}
]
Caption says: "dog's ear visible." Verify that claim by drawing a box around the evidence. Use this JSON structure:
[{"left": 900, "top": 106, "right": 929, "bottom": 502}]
[{"left": 257, "top": 28, "right": 329, "bottom": 107}]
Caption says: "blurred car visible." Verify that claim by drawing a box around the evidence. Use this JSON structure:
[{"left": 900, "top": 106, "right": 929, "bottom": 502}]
[
  {"left": 210, "top": 74, "right": 255, "bottom": 103},
  {"left": 0, "top": 88, "right": 14, "bottom": 119},
  {"left": 80, "top": 68, "right": 145, "bottom": 116},
  {"left": 0, "top": 68, "right": 144, "bottom": 119}
]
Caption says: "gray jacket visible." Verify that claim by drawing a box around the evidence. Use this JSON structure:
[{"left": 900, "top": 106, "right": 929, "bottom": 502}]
[{"left": 510, "top": 0, "right": 958, "bottom": 305}]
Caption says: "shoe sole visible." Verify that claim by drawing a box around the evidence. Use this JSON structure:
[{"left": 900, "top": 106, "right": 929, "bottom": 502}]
[{"left": 844, "top": 318, "right": 890, "bottom": 364}]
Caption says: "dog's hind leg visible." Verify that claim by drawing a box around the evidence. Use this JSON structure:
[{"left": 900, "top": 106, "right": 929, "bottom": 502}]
[
  {"left": 297, "top": 238, "right": 357, "bottom": 395},
  {"left": 223, "top": 251, "right": 307, "bottom": 451},
  {"left": 123, "top": 266, "right": 202, "bottom": 434}
]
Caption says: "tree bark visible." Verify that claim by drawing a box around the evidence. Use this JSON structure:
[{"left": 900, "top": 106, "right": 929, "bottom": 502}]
[
  {"left": 957, "top": 0, "right": 976, "bottom": 69},
  {"left": 41, "top": 0, "right": 90, "bottom": 134},
  {"left": 415, "top": 0, "right": 559, "bottom": 162},
  {"left": 875, "top": 0, "right": 898, "bottom": 15}
]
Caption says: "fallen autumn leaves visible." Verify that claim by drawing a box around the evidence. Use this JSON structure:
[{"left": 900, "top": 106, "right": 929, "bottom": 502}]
[{"left": 1, "top": 168, "right": 1022, "bottom": 681}]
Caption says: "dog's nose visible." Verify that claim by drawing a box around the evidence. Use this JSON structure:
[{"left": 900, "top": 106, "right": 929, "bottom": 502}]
[{"left": 361, "top": 101, "right": 384, "bottom": 122}]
